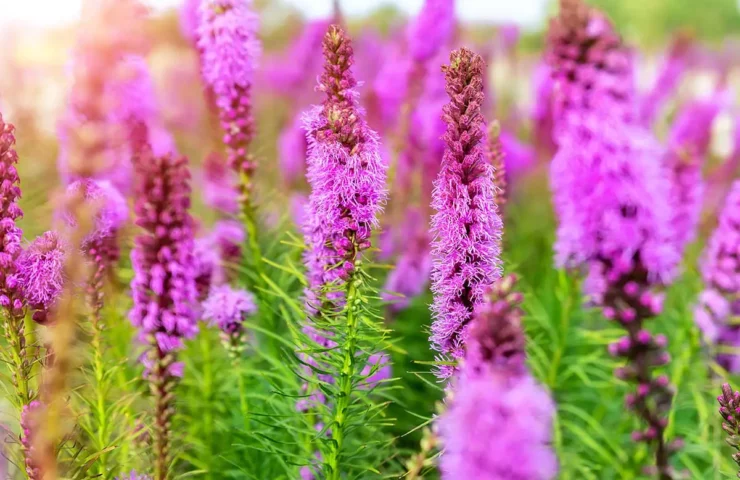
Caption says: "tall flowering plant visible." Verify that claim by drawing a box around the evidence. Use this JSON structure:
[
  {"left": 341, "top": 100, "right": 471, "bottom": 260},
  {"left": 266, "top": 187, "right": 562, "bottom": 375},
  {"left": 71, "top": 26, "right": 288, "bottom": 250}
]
[
  {"left": 429, "top": 47, "right": 503, "bottom": 380},
  {"left": 695, "top": 181, "right": 740, "bottom": 371},
  {"left": 298, "top": 24, "right": 389, "bottom": 480},
  {"left": 438, "top": 275, "right": 558, "bottom": 480},
  {"left": 548, "top": 0, "right": 682, "bottom": 476},
  {"left": 130, "top": 147, "right": 198, "bottom": 480},
  {"left": 197, "top": 0, "right": 264, "bottom": 278}
]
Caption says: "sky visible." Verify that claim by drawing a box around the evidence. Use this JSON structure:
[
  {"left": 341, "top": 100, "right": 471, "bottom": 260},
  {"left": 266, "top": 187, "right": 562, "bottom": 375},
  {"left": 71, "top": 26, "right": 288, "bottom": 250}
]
[{"left": 0, "top": 0, "right": 549, "bottom": 29}]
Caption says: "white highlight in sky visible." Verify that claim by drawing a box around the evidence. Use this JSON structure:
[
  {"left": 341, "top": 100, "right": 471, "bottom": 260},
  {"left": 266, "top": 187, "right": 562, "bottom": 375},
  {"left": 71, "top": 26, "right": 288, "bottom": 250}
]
[
  {"left": 0, "top": 0, "right": 548, "bottom": 29},
  {"left": 287, "top": 0, "right": 548, "bottom": 27}
]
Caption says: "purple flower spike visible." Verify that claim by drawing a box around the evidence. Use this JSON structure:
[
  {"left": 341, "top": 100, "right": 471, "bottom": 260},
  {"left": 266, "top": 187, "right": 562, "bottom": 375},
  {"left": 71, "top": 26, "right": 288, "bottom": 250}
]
[
  {"left": 438, "top": 275, "right": 558, "bottom": 479},
  {"left": 382, "top": 209, "right": 431, "bottom": 312},
  {"left": 407, "top": 0, "right": 455, "bottom": 63},
  {"left": 20, "top": 401, "right": 42, "bottom": 480},
  {"left": 302, "top": 24, "right": 387, "bottom": 304},
  {"left": 62, "top": 179, "right": 128, "bottom": 245},
  {"left": 202, "top": 152, "right": 239, "bottom": 215},
  {"left": 0, "top": 115, "right": 25, "bottom": 319},
  {"left": 548, "top": 1, "right": 681, "bottom": 475},
  {"left": 665, "top": 92, "right": 728, "bottom": 252},
  {"left": 202, "top": 284, "right": 257, "bottom": 355},
  {"left": 130, "top": 148, "right": 198, "bottom": 356},
  {"left": 695, "top": 181, "right": 740, "bottom": 371},
  {"left": 279, "top": 114, "right": 309, "bottom": 190},
  {"left": 718, "top": 382, "right": 740, "bottom": 476},
  {"left": 197, "top": 0, "right": 261, "bottom": 179},
  {"left": 17, "top": 232, "right": 66, "bottom": 324},
  {"left": 129, "top": 146, "right": 197, "bottom": 478},
  {"left": 639, "top": 33, "right": 692, "bottom": 126},
  {"left": 203, "top": 284, "right": 256, "bottom": 334},
  {"left": 262, "top": 19, "right": 329, "bottom": 98},
  {"left": 429, "top": 48, "right": 503, "bottom": 380},
  {"left": 179, "top": 0, "right": 201, "bottom": 44}
]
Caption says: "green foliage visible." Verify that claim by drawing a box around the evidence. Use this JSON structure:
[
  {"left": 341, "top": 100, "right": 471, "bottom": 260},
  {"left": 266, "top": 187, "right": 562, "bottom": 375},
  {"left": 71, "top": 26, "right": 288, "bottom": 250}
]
[{"left": 581, "top": 0, "right": 740, "bottom": 47}]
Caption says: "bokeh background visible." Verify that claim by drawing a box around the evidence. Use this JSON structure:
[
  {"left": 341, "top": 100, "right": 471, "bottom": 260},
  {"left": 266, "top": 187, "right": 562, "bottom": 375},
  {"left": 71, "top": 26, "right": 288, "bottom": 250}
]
[{"left": 2, "top": 1, "right": 740, "bottom": 478}]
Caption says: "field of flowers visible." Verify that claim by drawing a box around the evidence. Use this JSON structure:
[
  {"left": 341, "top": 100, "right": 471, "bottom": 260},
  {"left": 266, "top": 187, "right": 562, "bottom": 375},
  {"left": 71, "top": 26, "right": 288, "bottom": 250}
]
[{"left": 0, "top": 0, "right": 740, "bottom": 478}]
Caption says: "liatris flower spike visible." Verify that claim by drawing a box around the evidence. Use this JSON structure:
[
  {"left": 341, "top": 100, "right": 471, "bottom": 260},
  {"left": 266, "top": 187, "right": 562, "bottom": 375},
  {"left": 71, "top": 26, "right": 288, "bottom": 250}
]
[
  {"left": 0, "top": 114, "right": 34, "bottom": 412},
  {"left": 129, "top": 146, "right": 197, "bottom": 480},
  {"left": 20, "top": 400, "right": 43, "bottom": 480},
  {"left": 719, "top": 383, "right": 740, "bottom": 476},
  {"left": 202, "top": 285, "right": 257, "bottom": 356},
  {"left": 302, "top": 24, "right": 387, "bottom": 303},
  {"left": 438, "top": 275, "right": 558, "bottom": 480},
  {"left": 299, "top": 24, "right": 389, "bottom": 480},
  {"left": 548, "top": 1, "right": 681, "bottom": 476},
  {"left": 429, "top": 47, "right": 503, "bottom": 380},
  {"left": 406, "top": 0, "right": 455, "bottom": 64},
  {"left": 694, "top": 181, "right": 740, "bottom": 371},
  {"left": 197, "top": 0, "right": 263, "bottom": 276},
  {"left": 17, "top": 232, "right": 66, "bottom": 325}
]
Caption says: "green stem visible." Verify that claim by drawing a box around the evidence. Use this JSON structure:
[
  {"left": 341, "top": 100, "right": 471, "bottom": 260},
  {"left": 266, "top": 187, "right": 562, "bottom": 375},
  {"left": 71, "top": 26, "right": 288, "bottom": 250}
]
[
  {"left": 238, "top": 170, "right": 265, "bottom": 293},
  {"left": 4, "top": 312, "right": 31, "bottom": 406},
  {"left": 325, "top": 271, "right": 361, "bottom": 480},
  {"left": 201, "top": 333, "right": 214, "bottom": 480},
  {"left": 92, "top": 318, "right": 109, "bottom": 477}
]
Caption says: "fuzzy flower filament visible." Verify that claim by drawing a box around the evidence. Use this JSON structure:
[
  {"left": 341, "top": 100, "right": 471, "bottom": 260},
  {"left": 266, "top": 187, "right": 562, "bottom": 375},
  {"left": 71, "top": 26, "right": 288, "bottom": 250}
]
[
  {"left": 0, "top": 114, "right": 33, "bottom": 411},
  {"left": 17, "top": 231, "right": 66, "bottom": 325},
  {"left": 429, "top": 48, "right": 503, "bottom": 380},
  {"left": 438, "top": 275, "right": 558, "bottom": 480},
  {"left": 129, "top": 148, "right": 197, "bottom": 480},
  {"left": 197, "top": 0, "right": 263, "bottom": 277}
]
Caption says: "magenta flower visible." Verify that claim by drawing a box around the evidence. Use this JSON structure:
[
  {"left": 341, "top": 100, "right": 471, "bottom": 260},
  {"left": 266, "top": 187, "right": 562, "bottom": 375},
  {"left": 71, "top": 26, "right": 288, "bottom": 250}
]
[
  {"left": 197, "top": 0, "right": 260, "bottom": 178},
  {"left": 0, "top": 116, "right": 25, "bottom": 318},
  {"left": 382, "top": 209, "right": 431, "bottom": 312},
  {"left": 179, "top": 0, "right": 200, "bottom": 44},
  {"left": 718, "top": 383, "right": 740, "bottom": 475},
  {"left": 129, "top": 146, "right": 197, "bottom": 479},
  {"left": 695, "top": 181, "right": 740, "bottom": 372},
  {"left": 547, "top": 1, "right": 678, "bottom": 282},
  {"left": 548, "top": 1, "right": 681, "bottom": 474},
  {"left": 429, "top": 48, "right": 503, "bottom": 379},
  {"left": 130, "top": 148, "right": 198, "bottom": 365},
  {"left": 302, "top": 25, "right": 387, "bottom": 303},
  {"left": 201, "top": 152, "right": 239, "bottom": 215},
  {"left": 193, "top": 236, "right": 224, "bottom": 300},
  {"left": 531, "top": 62, "right": 556, "bottom": 156},
  {"left": 406, "top": 0, "right": 455, "bottom": 63},
  {"left": 639, "top": 33, "right": 692, "bottom": 125},
  {"left": 202, "top": 285, "right": 256, "bottom": 333},
  {"left": 438, "top": 276, "right": 557, "bottom": 480},
  {"left": 57, "top": 1, "right": 149, "bottom": 194},
  {"left": 665, "top": 94, "right": 727, "bottom": 252},
  {"left": 20, "top": 400, "right": 42, "bottom": 480},
  {"left": 62, "top": 179, "right": 128, "bottom": 244},
  {"left": 279, "top": 114, "right": 309, "bottom": 190},
  {"left": 17, "top": 232, "right": 66, "bottom": 324},
  {"left": 262, "top": 19, "right": 329, "bottom": 98}
]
